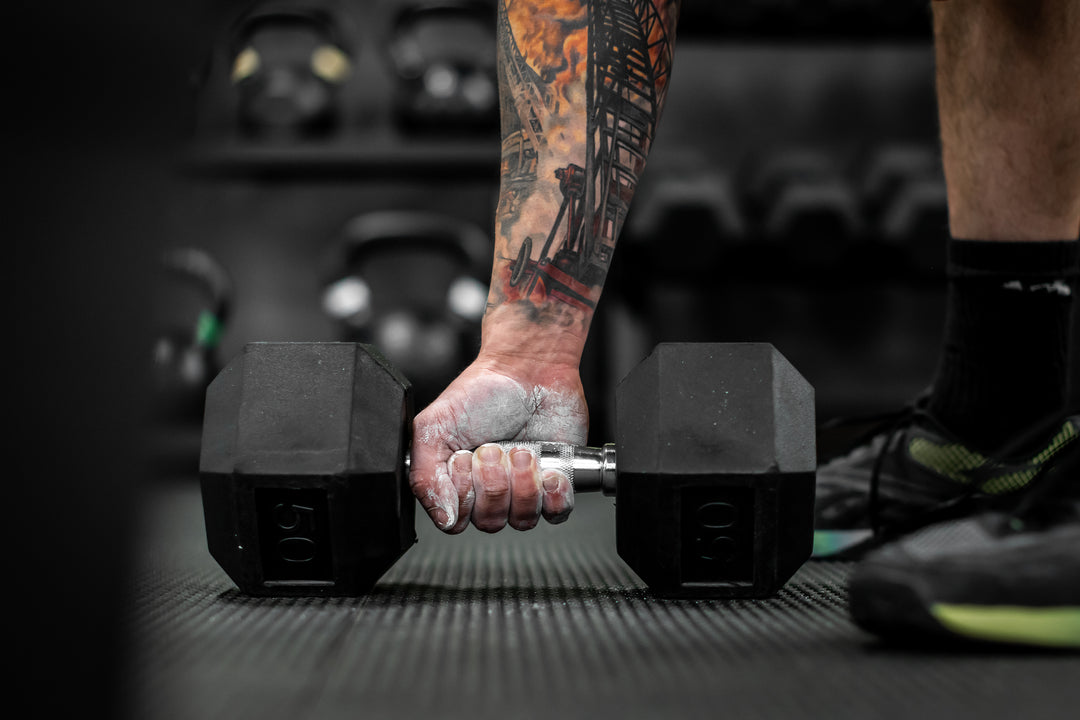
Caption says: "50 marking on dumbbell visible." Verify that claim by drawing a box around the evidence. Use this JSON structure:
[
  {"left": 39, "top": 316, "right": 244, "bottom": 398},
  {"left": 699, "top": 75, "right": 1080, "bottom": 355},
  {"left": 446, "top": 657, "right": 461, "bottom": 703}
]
[{"left": 200, "top": 342, "right": 816, "bottom": 599}]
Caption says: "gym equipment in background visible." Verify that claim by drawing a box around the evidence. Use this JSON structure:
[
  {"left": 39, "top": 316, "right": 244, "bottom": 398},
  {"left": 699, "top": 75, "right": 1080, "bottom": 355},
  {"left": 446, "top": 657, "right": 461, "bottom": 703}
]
[
  {"left": 385, "top": 1, "right": 498, "bottom": 134},
  {"left": 860, "top": 143, "right": 948, "bottom": 278},
  {"left": 227, "top": 1, "right": 355, "bottom": 139},
  {"left": 744, "top": 147, "right": 864, "bottom": 246},
  {"left": 319, "top": 211, "right": 492, "bottom": 408},
  {"left": 153, "top": 247, "right": 233, "bottom": 424}
]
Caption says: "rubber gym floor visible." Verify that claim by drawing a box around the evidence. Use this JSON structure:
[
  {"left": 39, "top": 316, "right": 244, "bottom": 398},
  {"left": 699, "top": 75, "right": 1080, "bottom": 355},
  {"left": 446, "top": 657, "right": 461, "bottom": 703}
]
[{"left": 127, "top": 482, "right": 1080, "bottom": 720}]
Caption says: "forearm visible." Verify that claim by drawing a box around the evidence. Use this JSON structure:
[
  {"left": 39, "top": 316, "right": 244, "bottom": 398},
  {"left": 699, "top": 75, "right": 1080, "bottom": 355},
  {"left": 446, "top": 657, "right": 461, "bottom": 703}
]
[{"left": 483, "top": 0, "right": 680, "bottom": 364}]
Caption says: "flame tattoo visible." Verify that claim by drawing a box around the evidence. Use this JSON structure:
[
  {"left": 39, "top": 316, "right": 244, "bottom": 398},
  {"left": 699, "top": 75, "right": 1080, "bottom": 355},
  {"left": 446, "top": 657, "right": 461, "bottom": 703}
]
[{"left": 493, "top": 0, "right": 679, "bottom": 329}]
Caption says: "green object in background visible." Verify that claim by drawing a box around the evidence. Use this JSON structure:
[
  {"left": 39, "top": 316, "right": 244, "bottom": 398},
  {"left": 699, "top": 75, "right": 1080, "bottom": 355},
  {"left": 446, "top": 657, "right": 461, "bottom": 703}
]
[{"left": 196, "top": 310, "right": 222, "bottom": 349}]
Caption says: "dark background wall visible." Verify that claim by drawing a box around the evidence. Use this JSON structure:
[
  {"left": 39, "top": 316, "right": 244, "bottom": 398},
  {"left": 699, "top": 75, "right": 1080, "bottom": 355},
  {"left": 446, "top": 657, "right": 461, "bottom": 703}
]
[{"left": 17, "top": 2, "right": 205, "bottom": 716}]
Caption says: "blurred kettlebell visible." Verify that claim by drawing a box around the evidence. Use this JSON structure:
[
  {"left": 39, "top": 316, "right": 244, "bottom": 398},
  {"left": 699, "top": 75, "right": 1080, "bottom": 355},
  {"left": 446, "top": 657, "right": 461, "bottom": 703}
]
[
  {"left": 228, "top": 1, "right": 354, "bottom": 139},
  {"left": 387, "top": 1, "right": 498, "bottom": 134},
  {"left": 152, "top": 247, "right": 233, "bottom": 424},
  {"left": 320, "top": 211, "right": 492, "bottom": 407}
]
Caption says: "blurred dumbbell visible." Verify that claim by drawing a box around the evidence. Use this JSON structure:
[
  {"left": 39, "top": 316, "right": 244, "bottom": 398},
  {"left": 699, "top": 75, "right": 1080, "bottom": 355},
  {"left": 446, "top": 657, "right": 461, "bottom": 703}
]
[
  {"left": 625, "top": 167, "right": 746, "bottom": 282},
  {"left": 742, "top": 148, "right": 864, "bottom": 275},
  {"left": 386, "top": 1, "right": 498, "bottom": 134},
  {"left": 860, "top": 144, "right": 948, "bottom": 277},
  {"left": 320, "top": 211, "right": 492, "bottom": 408},
  {"left": 227, "top": 2, "right": 353, "bottom": 139},
  {"left": 746, "top": 148, "right": 863, "bottom": 241}
]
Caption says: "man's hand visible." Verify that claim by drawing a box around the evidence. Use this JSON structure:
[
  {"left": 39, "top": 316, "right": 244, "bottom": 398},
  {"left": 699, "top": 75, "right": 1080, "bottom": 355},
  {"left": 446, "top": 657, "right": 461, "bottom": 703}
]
[{"left": 410, "top": 356, "right": 587, "bottom": 533}]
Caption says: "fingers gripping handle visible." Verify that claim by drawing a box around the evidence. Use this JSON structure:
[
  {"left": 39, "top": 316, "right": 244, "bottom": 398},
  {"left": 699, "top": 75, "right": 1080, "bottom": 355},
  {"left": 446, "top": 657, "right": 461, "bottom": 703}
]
[
  {"left": 496, "top": 442, "right": 617, "bottom": 495},
  {"left": 405, "top": 443, "right": 617, "bottom": 495}
]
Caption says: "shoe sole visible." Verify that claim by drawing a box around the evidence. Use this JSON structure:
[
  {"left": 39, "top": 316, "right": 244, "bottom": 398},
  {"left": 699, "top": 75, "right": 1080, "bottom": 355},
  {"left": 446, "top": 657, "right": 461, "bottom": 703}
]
[
  {"left": 850, "top": 565, "right": 1080, "bottom": 649},
  {"left": 930, "top": 604, "right": 1080, "bottom": 648}
]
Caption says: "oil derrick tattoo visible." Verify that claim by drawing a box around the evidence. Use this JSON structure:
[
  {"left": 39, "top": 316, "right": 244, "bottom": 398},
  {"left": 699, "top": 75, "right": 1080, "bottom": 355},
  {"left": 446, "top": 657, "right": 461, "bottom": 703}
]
[{"left": 496, "top": 0, "right": 674, "bottom": 320}]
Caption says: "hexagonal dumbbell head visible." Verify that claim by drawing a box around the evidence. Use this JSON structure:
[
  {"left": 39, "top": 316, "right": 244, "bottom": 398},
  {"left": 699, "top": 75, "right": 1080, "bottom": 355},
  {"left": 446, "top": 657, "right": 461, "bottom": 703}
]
[
  {"left": 614, "top": 343, "right": 816, "bottom": 598},
  {"left": 200, "top": 342, "right": 415, "bottom": 596}
]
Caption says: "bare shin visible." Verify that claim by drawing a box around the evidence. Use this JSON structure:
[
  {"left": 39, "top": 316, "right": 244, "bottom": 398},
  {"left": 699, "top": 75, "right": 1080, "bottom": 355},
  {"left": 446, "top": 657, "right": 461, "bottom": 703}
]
[{"left": 933, "top": 0, "right": 1080, "bottom": 241}]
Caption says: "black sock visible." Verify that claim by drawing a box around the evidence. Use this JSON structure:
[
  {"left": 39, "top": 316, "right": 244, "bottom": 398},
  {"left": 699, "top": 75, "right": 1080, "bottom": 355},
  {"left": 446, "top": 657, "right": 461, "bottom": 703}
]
[{"left": 928, "top": 239, "right": 1079, "bottom": 452}]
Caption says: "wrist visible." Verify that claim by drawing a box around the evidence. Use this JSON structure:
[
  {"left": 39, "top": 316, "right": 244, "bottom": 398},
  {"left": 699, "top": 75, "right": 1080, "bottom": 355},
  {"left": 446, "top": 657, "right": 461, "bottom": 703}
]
[{"left": 477, "top": 302, "right": 589, "bottom": 371}]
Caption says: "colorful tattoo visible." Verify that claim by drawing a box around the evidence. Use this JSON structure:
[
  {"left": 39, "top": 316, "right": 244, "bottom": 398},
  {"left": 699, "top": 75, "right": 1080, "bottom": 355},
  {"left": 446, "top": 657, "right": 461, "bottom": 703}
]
[{"left": 493, "top": 0, "right": 678, "bottom": 329}]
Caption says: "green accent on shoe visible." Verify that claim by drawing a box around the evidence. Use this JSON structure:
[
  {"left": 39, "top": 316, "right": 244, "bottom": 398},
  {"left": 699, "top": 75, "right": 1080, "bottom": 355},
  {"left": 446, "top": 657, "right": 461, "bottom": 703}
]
[
  {"left": 812, "top": 529, "right": 872, "bottom": 558},
  {"left": 907, "top": 438, "right": 985, "bottom": 486},
  {"left": 930, "top": 603, "right": 1080, "bottom": 648},
  {"left": 908, "top": 421, "right": 1078, "bottom": 495}
]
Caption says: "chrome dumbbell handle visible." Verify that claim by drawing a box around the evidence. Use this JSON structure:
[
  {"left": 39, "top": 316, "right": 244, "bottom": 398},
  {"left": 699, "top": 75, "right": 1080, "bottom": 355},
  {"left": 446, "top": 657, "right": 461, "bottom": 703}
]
[
  {"left": 495, "top": 441, "right": 617, "bottom": 496},
  {"left": 406, "top": 442, "right": 617, "bottom": 495}
]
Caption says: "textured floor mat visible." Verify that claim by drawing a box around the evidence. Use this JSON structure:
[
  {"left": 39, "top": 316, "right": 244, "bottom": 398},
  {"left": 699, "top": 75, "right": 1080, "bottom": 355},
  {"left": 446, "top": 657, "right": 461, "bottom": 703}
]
[{"left": 126, "top": 483, "right": 1080, "bottom": 720}]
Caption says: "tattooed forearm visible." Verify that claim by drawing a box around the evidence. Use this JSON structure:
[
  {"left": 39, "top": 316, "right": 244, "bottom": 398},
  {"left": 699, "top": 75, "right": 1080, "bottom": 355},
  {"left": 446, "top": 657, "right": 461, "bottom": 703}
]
[{"left": 491, "top": 0, "right": 679, "bottom": 332}]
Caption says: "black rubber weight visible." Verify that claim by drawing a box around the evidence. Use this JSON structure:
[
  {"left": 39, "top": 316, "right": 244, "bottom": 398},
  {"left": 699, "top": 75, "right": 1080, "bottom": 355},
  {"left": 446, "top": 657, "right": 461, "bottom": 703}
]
[{"left": 127, "top": 484, "right": 1080, "bottom": 720}]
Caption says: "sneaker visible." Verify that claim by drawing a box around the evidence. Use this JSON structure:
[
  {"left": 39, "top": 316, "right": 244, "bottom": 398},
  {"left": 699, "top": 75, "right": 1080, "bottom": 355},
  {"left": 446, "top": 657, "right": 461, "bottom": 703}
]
[
  {"left": 847, "top": 432, "right": 1080, "bottom": 648},
  {"left": 813, "top": 405, "right": 1078, "bottom": 559}
]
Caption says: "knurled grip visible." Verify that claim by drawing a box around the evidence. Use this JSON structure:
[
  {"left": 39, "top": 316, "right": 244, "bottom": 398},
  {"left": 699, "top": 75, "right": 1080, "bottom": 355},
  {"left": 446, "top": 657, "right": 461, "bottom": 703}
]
[
  {"left": 495, "top": 441, "right": 617, "bottom": 495},
  {"left": 404, "top": 443, "right": 618, "bottom": 495}
]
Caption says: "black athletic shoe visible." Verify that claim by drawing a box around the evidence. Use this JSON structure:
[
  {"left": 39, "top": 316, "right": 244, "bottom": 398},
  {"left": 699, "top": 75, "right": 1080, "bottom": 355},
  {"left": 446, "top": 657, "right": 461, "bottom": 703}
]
[
  {"left": 847, "top": 433, "right": 1080, "bottom": 649},
  {"left": 813, "top": 406, "right": 1078, "bottom": 559}
]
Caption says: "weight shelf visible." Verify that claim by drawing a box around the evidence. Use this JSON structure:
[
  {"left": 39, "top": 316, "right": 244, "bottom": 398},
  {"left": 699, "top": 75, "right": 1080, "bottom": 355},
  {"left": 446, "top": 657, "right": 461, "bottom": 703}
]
[
  {"left": 128, "top": 482, "right": 1080, "bottom": 720},
  {"left": 182, "top": 135, "right": 500, "bottom": 181}
]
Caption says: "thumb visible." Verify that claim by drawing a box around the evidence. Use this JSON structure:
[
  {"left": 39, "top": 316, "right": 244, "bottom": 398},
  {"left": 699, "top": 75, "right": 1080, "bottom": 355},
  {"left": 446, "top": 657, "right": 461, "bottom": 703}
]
[{"left": 409, "top": 431, "right": 459, "bottom": 532}]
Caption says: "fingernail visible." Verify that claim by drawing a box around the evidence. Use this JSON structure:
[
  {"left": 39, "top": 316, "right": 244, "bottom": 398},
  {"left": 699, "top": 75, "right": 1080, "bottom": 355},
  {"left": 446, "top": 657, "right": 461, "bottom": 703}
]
[
  {"left": 431, "top": 507, "right": 449, "bottom": 528},
  {"left": 542, "top": 471, "right": 561, "bottom": 493},
  {"left": 476, "top": 444, "right": 501, "bottom": 464},
  {"left": 511, "top": 449, "right": 533, "bottom": 469}
]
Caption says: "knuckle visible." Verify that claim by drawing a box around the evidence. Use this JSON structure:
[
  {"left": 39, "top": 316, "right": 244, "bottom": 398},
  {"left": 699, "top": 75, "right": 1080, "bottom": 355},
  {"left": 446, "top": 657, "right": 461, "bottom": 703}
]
[
  {"left": 545, "top": 505, "right": 573, "bottom": 524},
  {"left": 443, "top": 520, "right": 469, "bottom": 535},
  {"left": 477, "top": 477, "right": 511, "bottom": 501},
  {"left": 409, "top": 479, "right": 434, "bottom": 506},
  {"left": 513, "top": 476, "right": 541, "bottom": 504},
  {"left": 509, "top": 515, "right": 540, "bottom": 531},
  {"left": 542, "top": 487, "right": 574, "bottom": 524},
  {"left": 472, "top": 514, "right": 508, "bottom": 533},
  {"left": 511, "top": 504, "right": 540, "bottom": 529},
  {"left": 459, "top": 484, "right": 476, "bottom": 508}
]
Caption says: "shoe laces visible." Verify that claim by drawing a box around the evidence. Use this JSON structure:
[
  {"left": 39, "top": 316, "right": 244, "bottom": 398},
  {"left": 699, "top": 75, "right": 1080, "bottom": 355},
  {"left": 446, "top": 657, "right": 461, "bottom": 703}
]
[
  {"left": 861, "top": 398, "right": 983, "bottom": 538},
  {"left": 832, "top": 401, "right": 1079, "bottom": 540},
  {"left": 1004, "top": 416, "right": 1080, "bottom": 531},
  {"left": 819, "top": 395, "right": 1051, "bottom": 540}
]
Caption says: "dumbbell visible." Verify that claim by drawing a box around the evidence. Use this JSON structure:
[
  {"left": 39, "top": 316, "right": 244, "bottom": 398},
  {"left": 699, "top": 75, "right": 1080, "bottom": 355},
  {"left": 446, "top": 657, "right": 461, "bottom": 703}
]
[
  {"left": 861, "top": 144, "right": 948, "bottom": 276},
  {"left": 624, "top": 167, "right": 747, "bottom": 282},
  {"left": 200, "top": 342, "right": 816, "bottom": 599},
  {"left": 745, "top": 148, "right": 864, "bottom": 244}
]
